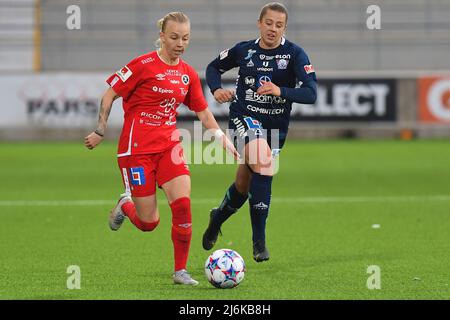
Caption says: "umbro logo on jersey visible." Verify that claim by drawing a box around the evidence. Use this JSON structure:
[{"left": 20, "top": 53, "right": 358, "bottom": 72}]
[
  {"left": 252, "top": 202, "right": 269, "bottom": 210},
  {"left": 155, "top": 73, "right": 165, "bottom": 80}
]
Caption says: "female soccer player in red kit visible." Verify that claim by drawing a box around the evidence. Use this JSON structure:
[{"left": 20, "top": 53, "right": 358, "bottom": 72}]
[{"left": 84, "top": 12, "right": 238, "bottom": 286}]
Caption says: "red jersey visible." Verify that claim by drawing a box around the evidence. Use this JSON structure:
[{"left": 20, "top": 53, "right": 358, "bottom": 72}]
[{"left": 106, "top": 51, "right": 208, "bottom": 156}]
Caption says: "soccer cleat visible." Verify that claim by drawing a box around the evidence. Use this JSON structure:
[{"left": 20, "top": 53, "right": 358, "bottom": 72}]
[
  {"left": 202, "top": 208, "right": 222, "bottom": 250},
  {"left": 253, "top": 239, "right": 270, "bottom": 262},
  {"left": 109, "top": 193, "right": 132, "bottom": 231},
  {"left": 173, "top": 269, "right": 199, "bottom": 286}
]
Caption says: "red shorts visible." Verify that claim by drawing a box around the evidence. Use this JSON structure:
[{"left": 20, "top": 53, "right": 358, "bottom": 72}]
[{"left": 117, "top": 143, "right": 190, "bottom": 197}]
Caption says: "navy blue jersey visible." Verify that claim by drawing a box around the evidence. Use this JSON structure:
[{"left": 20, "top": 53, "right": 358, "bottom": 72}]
[{"left": 206, "top": 37, "right": 317, "bottom": 131}]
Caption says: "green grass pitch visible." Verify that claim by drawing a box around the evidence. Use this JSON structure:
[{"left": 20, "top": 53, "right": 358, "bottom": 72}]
[{"left": 0, "top": 140, "right": 449, "bottom": 299}]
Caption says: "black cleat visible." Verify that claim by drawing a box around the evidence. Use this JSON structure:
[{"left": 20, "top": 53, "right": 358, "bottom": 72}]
[
  {"left": 253, "top": 240, "right": 270, "bottom": 262},
  {"left": 202, "top": 208, "right": 222, "bottom": 250}
]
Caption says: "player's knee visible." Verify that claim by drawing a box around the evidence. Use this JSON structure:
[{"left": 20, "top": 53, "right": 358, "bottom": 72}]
[
  {"left": 235, "top": 178, "right": 250, "bottom": 194},
  {"left": 135, "top": 208, "right": 160, "bottom": 232},
  {"left": 251, "top": 160, "right": 273, "bottom": 176},
  {"left": 140, "top": 218, "right": 160, "bottom": 232}
]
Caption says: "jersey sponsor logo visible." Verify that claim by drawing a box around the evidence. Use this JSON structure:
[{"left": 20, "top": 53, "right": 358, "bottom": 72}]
[
  {"left": 155, "top": 73, "right": 166, "bottom": 80},
  {"left": 257, "top": 67, "right": 273, "bottom": 72},
  {"left": 259, "top": 54, "right": 275, "bottom": 61},
  {"left": 246, "top": 59, "right": 254, "bottom": 67},
  {"left": 165, "top": 114, "right": 177, "bottom": 126},
  {"left": 244, "top": 76, "right": 255, "bottom": 86},
  {"left": 276, "top": 58, "right": 289, "bottom": 69},
  {"left": 231, "top": 117, "right": 248, "bottom": 138},
  {"left": 180, "top": 88, "right": 188, "bottom": 96},
  {"left": 141, "top": 121, "right": 162, "bottom": 127},
  {"left": 259, "top": 75, "right": 271, "bottom": 86},
  {"left": 165, "top": 69, "right": 182, "bottom": 76},
  {"left": 110, "top": 76, "right": 119, "bottom": 87},
  {"left": 244, "top": 49, "right": 257, "bottom": 60},
  {"left": 181, "top": 74, "right": 190, "bottom": 85},
  {"left": 247, "top": 104, "right": 285, "bottom": 115},
  {"left": 141, "top": 57, "right": 154, "bottom": 64},
  {"left": 262, "top": 61, "right": 269, "bottom": 67},
  {"left": 116, "top": 66, "right": 133, "bottom": 82},
  {"left": 304, "top": 64, "right": 315, "bottom": 74},
  {"left": 243, "top": 116, "right": 262, "bottom": 129},
  {"left": 245, "top": 89, "right": 286, "bottom": 104},
  {"left": 170, "top": 79, "right": 180, "bottom": 84},
  {"left": 140, "top": 111, "right": 162, "bottom": 120},
  {"left": 159, "top": 97, "right": 178, "bottom": 114},
  {"left": 130, "top": 167, "right": 146, "bottom": 186},
  {"left": 220, "top": 49, "right": 229, "bottom": 60},
  {"left": 275, "top": 54, "right": 291, "bottom": 59},
  {"left": 152, "top": 86, "right": 174, "bottom": 94}
]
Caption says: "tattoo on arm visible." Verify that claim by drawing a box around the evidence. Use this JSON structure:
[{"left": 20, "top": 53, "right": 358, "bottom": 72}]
[{"left": 96, "top": 98, "right": 113, "bottom": 135}]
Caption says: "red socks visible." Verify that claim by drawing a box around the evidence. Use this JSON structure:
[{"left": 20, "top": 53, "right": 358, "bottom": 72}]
[
  {"left": 121, "top": 197, "right": 192, "bottom": 272},
  {"left": 121, "top": 201, "right": 159, "bottom": 232},
  {"left": 170, "top": 197, "right": 192, "bottom": 272}
]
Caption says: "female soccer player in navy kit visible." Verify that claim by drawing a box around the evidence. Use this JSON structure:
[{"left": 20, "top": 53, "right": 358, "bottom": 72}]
[
  {"left": 84, "top": 12, "right": 238, "bottom": 285},
  {"left": 202, "top": 2, "right": 317, "bottom": 262}
]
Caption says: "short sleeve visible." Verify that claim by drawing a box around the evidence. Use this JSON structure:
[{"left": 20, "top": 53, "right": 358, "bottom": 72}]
[
  {"left": 184, "top": 69, "right": 208, "bottom": 112},
  {"left": 106, "top": 58, "right": 142, "bottom": 101}
]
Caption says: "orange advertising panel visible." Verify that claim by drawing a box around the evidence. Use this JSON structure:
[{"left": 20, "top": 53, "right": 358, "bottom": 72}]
[{"left": 419, "top": 77, "right": 450, "bottom": 123}]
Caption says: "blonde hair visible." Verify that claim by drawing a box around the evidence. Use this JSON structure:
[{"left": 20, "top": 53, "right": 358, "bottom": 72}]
[{"left": 155, "top": 12, "right": 190, "bottom": 48}]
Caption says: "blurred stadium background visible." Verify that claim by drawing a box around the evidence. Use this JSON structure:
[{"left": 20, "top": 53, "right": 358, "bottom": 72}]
[
  {"left": 1, "top": 0, "right": 450, "bottom": 300},
  {"left": 1, "top": 0, "right": 450, "bottom": 141}
]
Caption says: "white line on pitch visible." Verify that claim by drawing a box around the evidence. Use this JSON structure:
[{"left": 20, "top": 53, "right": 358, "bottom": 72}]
[{"left": 0, "top": 195, "right": 449, "bottom": 206}]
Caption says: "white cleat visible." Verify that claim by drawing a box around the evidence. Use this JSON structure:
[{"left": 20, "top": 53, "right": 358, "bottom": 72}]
[
  {"left": 173, "top": 269, "right": 199, "bottom": 286},
  {"left": 109, "top": 193, "right": 132, "bottom": 231}
]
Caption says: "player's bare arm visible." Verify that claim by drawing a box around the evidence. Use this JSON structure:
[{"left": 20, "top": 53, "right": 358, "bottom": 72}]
[
  {"left": 196, "top": 108, "right": 240, "bottom": 160},
  {"left": 84, "top": 87, "right": 119, "bottom": 150}
]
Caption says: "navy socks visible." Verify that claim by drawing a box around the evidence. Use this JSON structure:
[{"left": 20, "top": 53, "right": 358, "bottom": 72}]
[
  {"left": 212, "top": 183, "right": 248, "bottom": 227},
  {"left": 248, "top": 173, "right": 273, "bottom": 242}
]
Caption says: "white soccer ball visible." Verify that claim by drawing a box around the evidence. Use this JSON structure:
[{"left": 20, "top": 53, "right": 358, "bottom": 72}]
[{"left": 204, "top": 248, "right": 246, "bottom": 289}]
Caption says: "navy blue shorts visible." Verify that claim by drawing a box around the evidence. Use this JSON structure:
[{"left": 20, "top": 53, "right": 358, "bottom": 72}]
[{"left": 228, "top": 114, "right": 287, "bottom": 157}]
